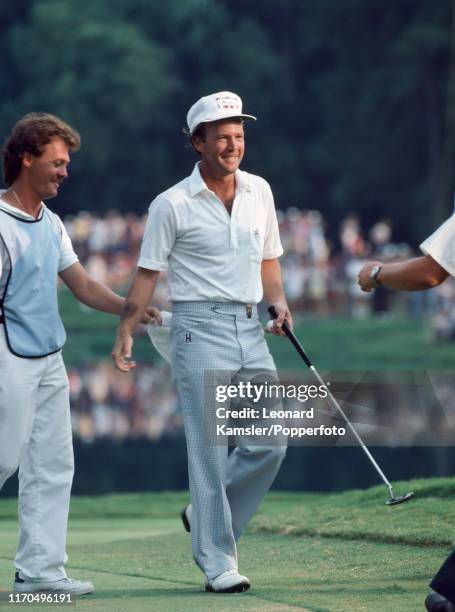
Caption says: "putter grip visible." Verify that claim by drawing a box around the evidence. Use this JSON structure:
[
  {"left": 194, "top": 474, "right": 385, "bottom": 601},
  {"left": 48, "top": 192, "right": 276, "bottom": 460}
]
[{"left": 267, "top": 306, "right": 313, "bottom": 368}]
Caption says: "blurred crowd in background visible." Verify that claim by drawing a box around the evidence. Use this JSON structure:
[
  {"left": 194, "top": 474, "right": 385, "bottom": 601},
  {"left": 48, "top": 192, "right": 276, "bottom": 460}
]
[
  {"left": 68, "top": 361, "right": 179, "bottom": 443},
  {"left": 64, "top": 208, "right": 455, "bottom": 325},
  {"left": 63, "top": 209, "right": 455, "bottom": 441}
]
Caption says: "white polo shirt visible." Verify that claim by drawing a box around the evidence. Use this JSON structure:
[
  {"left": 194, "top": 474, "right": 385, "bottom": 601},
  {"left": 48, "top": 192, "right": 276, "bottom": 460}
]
[
  {"left": 420, "top": 214, "right": 455, "bottom": 277},
  {"left": 138, "top": 163, "right": 283, "bottom": 303}
]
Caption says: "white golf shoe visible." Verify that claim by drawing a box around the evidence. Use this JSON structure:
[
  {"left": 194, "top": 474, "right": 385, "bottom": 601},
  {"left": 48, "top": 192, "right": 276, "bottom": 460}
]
[
  {"left": 205, "top": 570, "right": 250, "bottom": 593},
  {"left": 13, "top": 572, "right": 94, "bottom": 595}
]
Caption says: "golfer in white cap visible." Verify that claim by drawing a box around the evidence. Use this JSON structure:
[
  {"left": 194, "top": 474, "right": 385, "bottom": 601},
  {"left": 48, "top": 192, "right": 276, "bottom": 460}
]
[{"left": 112, "top": 91, "right": 291, "bottom": 593}]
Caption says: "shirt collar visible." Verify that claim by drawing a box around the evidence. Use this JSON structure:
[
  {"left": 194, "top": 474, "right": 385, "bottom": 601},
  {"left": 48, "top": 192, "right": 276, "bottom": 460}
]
[
  {"left": 188, "top": 162, "right": 251, "bottom": 198},
  {"left": 0, "top": 192, "right": 46, "bottom": 220},
  {"left": 188, "top": 163, "right": 206, "bottom": 197}
]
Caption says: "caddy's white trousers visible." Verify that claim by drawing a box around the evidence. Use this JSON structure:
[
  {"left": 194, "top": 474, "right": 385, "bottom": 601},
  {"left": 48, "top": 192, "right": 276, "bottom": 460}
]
[{"left": 0, "top": 325, "right": 74, "bottom": 581}]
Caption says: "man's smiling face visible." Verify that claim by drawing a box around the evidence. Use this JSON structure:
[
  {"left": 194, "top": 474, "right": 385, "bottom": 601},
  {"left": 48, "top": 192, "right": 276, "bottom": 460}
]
[
  {"left": 23, "top": 137, "right": 70, "bottom": 200},
  {"left": 195, "top": 119, "right": 245, "bottom": 178}
]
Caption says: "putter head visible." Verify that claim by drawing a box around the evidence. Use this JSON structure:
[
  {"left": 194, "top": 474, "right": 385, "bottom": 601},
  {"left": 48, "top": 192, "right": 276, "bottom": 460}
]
[{"left": 385, "top": 491, "right": 414, "bottom": 506}]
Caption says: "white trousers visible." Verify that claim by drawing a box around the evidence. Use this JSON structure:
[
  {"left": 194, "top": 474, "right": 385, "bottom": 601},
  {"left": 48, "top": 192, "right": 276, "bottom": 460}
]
[{"left": 0, "top": 326, "right": 74, "bottom": 581}]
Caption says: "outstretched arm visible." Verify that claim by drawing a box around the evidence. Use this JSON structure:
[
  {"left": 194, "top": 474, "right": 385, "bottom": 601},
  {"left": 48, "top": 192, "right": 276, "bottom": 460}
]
[
  {"left": 59, "top": 262, "right": 124, "bottom": 313},
  {"left": 358, "top": 256, "right": 449, "bottom": 292}
]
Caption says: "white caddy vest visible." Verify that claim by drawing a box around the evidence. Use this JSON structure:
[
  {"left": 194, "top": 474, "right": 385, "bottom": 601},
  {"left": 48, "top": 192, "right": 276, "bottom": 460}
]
[{"left": 0, "top": 207, "right": 66, "bottom": 358}]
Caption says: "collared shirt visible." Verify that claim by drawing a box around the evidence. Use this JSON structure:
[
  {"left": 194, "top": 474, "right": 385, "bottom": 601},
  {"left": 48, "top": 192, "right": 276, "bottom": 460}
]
[
  {"left": 420, "top": 214, "right": 455, "bottom": 276},
  {"left": 0, "top": 197, "right": 78, "bottom": 297},
  {"left": 138, "top": 163, "right": 283, "bottom": 303}
]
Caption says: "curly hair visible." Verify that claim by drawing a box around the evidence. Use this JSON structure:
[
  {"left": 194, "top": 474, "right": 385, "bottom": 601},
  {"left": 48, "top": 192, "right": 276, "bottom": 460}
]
[{"left": 2, "top": 113, "right": 81, "bottom": 186}]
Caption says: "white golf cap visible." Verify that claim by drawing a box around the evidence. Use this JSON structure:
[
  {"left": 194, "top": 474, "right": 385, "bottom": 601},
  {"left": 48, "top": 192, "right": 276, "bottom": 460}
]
[{"left": 187, "top": 91, "right": 256, "bottom": 134}]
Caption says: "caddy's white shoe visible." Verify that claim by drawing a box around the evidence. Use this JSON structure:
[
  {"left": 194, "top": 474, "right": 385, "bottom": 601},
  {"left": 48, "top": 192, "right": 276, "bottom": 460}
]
[
  {"left": 13, "top": 573, "right": 94, "bottom": 595},
  {"left": 205, "top": 569, "right": 250, "bottom": 593}
]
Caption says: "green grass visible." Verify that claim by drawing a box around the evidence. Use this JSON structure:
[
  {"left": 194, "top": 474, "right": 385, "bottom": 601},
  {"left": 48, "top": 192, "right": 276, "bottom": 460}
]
[
  {"left": 0, "top": 479, "right": 453, "bottom": 610},
  {"left": 58, "top": 288, "right": 454, "bottom": 369},
  {"left": 266, "top": 316, "right": 455, "bottom": 370},
  {"left": 249, "top": 478, "right": 455, "bottom": 547}
]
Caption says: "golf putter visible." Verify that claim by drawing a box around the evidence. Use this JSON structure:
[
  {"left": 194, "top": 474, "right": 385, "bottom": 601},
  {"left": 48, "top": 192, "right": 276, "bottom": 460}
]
[{"left": 268, "top": 306, "right": 414, "bottom": 506}]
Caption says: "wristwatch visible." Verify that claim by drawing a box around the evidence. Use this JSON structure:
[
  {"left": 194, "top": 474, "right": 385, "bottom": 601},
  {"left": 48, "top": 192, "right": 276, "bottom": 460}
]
[{"left": 369, "top": 265, "right": 382, "bottom": 287}]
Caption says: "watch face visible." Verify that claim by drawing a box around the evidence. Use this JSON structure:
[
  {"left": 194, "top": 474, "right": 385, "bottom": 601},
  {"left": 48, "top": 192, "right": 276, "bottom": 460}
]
[{"left": 370, "top": 265, "right": 381, "bottom": 284}]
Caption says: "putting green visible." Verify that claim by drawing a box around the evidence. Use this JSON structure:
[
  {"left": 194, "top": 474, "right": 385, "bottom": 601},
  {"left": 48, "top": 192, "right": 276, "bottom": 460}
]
[{"left": 0, "top": 482, "right": 452, "bottom": 611}]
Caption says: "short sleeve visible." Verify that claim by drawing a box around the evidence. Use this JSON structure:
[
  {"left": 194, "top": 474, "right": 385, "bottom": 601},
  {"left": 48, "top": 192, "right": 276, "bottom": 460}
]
[
  {"left": 420, "top": 215, "right": 455, "bottom": 277},
  {"left": 261, "top": 181, "right": 283, "bottom": 260},
  {"left": 137, "top": 196, "right": 177, "bottom": 271}
]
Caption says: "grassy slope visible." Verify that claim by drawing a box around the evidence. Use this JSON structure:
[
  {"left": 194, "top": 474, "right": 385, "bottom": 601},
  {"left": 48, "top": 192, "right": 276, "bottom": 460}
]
[
  {"left": 0, "top": 479, "right": 453, "bottom": 611},
  {"left": 1, "top": 478, "right": 453, "bottom": 545}
]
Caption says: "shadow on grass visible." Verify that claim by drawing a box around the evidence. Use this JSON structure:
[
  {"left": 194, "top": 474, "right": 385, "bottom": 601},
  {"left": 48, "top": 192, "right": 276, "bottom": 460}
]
[{"left": 86, "top": 588, "right": 253, "bottom": 600}]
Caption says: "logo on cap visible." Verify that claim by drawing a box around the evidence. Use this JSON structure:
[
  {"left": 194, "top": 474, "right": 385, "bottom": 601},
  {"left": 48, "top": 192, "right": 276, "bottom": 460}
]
[
  {"left": 216, "top": 96, "right": 241, "bottom": 111},
  {"left": 187, "top": 90, "right": 256, "bottom": 133}
]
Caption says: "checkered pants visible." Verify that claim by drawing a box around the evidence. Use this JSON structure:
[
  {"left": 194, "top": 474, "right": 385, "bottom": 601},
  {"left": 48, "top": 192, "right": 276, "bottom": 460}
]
[{"left": 171, "top": 302, "right": 286, "bottom": 579}]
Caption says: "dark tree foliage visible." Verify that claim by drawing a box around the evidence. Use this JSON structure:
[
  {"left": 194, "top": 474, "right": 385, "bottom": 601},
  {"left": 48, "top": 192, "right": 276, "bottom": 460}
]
[{"left": 0, "top": 0, "right": 453, "bottom": 245}]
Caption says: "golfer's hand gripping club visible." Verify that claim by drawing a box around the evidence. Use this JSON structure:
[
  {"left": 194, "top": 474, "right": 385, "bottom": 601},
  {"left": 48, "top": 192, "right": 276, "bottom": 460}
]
[{"left": 268, "top": 306, "right": 312, "bottom": 368}]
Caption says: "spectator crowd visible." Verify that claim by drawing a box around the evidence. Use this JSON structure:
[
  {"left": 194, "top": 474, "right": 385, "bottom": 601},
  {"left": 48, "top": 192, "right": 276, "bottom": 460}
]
[{"left": 64, "top": 208, "right": 455, "bottom": 321}]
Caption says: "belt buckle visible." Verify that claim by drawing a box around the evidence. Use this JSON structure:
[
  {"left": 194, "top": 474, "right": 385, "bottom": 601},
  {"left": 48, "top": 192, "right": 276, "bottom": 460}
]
[{"left": 246, "top": 304, "right": 252, "bottom": 319}]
